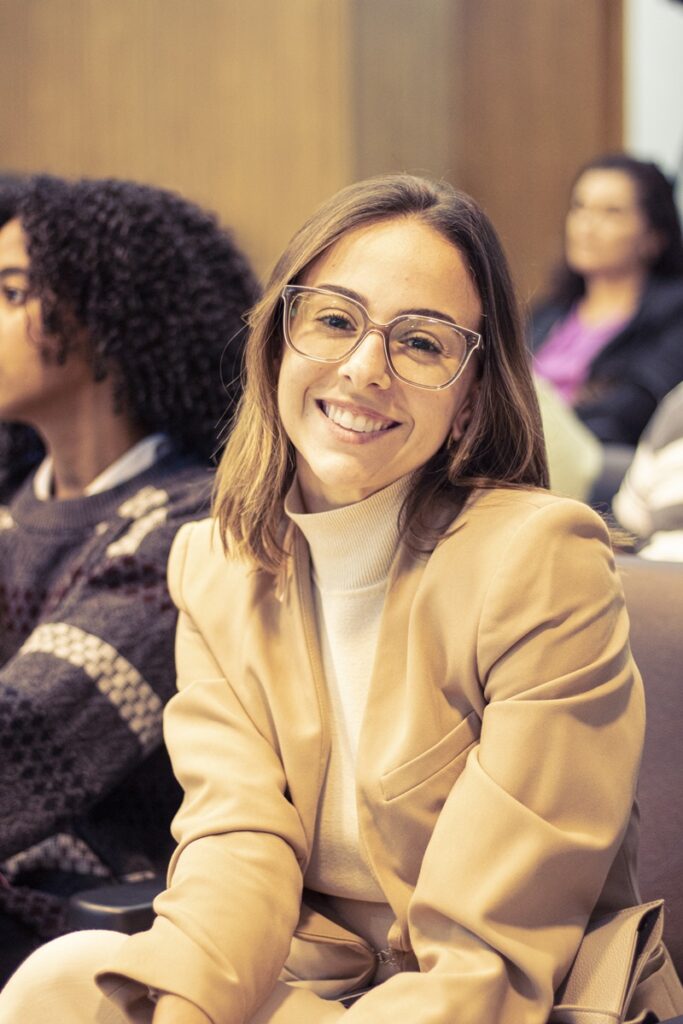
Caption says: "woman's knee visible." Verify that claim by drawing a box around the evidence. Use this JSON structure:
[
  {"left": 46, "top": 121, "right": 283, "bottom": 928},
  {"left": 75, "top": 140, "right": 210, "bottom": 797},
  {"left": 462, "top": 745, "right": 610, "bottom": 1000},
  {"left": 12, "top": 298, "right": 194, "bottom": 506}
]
[
  {"left": 249, "top": 982, "right": 346, "bottom": 1023},
  {"left": 0, "top": 930, "right": 128, "bottom": 1023}
]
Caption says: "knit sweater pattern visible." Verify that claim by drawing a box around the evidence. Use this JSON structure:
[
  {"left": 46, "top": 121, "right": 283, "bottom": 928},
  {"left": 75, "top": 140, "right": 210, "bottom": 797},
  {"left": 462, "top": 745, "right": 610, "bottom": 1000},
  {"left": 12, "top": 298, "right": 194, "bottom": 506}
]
[{"left": 0, "top": 450, "right": 212, "bottom": 939}]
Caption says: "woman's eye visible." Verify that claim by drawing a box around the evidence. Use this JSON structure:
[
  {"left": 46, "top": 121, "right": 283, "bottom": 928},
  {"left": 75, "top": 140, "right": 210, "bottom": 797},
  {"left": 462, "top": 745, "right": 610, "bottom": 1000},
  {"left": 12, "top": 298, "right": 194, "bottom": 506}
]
[
  {"left": 318, "top": 312, "right": 355, "bottom": 332},
  {"left": 2, "top": 285, "right": 28, "bottom": 306},
  {"left": 402, "top": 334, "right": 441, "bottom": 354},
  {"left": 568, "top": 199, "right": 585, "bottom": 213}
]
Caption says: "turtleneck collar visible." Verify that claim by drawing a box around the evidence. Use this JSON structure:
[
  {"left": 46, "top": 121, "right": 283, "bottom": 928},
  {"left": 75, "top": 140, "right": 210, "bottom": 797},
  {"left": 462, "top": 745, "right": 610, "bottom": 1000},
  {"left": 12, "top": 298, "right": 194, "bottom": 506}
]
[{"left": 285, "top": 474, "right": 412, "bottom": 592}]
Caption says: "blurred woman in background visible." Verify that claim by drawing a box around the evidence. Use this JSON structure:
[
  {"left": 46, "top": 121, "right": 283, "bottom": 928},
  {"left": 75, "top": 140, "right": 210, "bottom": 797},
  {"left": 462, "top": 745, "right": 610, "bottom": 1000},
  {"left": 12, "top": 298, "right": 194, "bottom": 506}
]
[{"left": 531, "top": 153, "right": 683, "bottom": 446}]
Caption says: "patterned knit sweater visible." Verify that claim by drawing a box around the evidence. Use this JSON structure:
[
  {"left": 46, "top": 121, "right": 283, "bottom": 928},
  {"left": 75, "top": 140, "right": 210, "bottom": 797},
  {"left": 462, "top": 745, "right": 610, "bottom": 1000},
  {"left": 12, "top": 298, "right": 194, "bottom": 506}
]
[{"left": 0, "top": 449, "right": 212, "bottom": 940}]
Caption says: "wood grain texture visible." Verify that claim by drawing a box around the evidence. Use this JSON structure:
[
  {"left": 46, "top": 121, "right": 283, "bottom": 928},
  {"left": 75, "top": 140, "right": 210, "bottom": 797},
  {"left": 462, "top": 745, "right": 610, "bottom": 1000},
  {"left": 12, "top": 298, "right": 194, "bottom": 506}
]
[
  {"left": 0, "top": 0, "right": 353, "bottom": 279},
  {"left": 0, "top": 0, "right": 622, "bottom": 296},
  {"left": 450, "top": 0, "right": 623, "bottom": 303}
]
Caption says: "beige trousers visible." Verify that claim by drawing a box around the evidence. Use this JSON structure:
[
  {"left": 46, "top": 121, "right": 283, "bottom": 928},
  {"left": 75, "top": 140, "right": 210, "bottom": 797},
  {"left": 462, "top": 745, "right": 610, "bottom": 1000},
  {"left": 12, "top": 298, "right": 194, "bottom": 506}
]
[{"left": 0, "top": 931, "right": 347, "bottom": 1024}]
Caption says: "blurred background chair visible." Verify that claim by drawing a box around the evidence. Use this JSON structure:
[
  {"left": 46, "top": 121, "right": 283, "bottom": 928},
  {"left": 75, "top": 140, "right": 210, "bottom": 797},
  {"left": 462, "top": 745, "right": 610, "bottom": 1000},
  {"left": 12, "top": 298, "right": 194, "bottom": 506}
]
[
  {"left": 617, "top": 554, "right": 683, "bottom": 977},
  {"left": 588, "top": 444, "right": 636, "bottom": 507}
]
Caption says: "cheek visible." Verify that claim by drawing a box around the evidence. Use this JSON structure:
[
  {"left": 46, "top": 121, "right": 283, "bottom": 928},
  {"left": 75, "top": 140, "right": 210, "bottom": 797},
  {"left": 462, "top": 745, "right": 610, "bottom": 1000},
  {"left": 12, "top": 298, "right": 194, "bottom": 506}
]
[
  {"left": 276, "top": 349, "right": 319, "bottom": 434},
  {"left": 277, "top": 347, "right": 299, "bottom": 402},
  {"left": 275, "top": 362, "right": 294, "bottom": 437},
  {"left": 410, "top": 393, "right": 457, "bottom": 450}
]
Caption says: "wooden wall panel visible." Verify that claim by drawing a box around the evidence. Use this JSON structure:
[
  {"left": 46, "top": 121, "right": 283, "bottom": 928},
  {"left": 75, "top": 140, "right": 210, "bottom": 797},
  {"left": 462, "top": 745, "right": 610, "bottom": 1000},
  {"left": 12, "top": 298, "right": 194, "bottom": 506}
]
[
  {"left": 451, "top": 0, "right": 623, "bottom": 303},
  {"left": 0, "top": 0, "right": 623, "bottom": 297},
  {"left": 0, "top": 0, "right": 354, "bottom": 280},
  {"left": 350, "top": 0, "right": 459, "bottom": 182}
]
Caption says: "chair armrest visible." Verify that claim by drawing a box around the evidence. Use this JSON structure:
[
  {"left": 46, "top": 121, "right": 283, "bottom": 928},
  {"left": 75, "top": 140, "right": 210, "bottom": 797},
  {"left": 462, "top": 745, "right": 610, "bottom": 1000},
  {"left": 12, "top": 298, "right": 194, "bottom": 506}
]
[{"left": 66, "top": 876, "right": 164, "bottom": 934}]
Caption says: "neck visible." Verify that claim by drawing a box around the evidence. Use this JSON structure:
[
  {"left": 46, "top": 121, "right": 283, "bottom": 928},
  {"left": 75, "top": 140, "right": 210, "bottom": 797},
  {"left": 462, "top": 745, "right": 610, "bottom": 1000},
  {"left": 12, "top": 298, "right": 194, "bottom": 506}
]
[
  {"left": 38, "top": 384, "right": 146, "bottom": 499},
  {"left": 578, "top": 269, "right": 647, "bottom": 325}
]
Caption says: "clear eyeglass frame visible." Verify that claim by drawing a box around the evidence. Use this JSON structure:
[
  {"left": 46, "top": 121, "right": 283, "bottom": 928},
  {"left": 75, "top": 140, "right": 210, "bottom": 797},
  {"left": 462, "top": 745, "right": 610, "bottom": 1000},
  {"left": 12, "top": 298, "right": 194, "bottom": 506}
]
[{"left": 281, "top": 285, "right": 483, "bottom": 391}]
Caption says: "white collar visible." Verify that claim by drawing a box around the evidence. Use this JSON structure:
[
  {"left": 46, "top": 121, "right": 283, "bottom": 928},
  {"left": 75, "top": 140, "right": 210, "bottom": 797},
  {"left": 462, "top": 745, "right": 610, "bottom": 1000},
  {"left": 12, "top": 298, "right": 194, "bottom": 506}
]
[{"left": 33, "top": 433, "right": 173, "bottom": 501}]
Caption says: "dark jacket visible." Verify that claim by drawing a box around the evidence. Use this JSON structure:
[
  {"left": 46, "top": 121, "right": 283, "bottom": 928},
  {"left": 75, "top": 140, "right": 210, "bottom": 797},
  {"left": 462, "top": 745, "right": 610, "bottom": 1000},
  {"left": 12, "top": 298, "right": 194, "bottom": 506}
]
[{"left": 529, "top": 277, "right": 683, "bottom": 445}]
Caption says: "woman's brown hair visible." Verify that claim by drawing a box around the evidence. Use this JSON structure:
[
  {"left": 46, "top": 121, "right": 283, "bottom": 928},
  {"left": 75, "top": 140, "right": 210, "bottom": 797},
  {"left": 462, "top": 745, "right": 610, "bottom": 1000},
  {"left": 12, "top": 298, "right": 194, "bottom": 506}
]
[{"left": 214, "top": 173, "right": 548, "bottom": 572}]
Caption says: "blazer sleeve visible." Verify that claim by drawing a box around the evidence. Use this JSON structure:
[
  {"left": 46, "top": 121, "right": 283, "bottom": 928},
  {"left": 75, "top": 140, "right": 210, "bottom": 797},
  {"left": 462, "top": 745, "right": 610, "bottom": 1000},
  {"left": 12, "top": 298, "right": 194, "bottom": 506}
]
[
  {"left": 344, "top": 499, "right": 645, "bottom": 1024},
  {"left": 96, "top": 522, "right": 308, "bottom": 1024}
]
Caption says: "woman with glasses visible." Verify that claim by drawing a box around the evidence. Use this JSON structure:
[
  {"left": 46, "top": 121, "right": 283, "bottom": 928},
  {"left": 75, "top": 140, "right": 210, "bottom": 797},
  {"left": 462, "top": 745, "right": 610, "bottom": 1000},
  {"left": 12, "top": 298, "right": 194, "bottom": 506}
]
[
  {"left": 531, "top": 153, "right": 683, "bottom": 446},
  {"left": 1, "top": 174, "right": 673, "bottom": 1024}
]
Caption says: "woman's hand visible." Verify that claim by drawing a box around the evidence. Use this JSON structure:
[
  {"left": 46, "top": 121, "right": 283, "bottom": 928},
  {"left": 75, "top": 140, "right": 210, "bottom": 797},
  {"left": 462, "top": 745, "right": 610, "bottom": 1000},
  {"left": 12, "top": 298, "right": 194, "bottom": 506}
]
[{"left": 152, "top": 992, "right": 213, "bottom": 1024}]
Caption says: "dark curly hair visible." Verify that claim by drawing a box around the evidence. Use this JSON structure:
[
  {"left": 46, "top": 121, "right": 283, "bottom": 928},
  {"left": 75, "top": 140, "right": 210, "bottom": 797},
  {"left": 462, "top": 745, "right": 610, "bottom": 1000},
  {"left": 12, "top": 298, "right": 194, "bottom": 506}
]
[
  {"left": 0, "top": 174, "right": 260, "bottom": 495},
  {"left": 544, "top": 152, "right": 683, "bottom": 309}
]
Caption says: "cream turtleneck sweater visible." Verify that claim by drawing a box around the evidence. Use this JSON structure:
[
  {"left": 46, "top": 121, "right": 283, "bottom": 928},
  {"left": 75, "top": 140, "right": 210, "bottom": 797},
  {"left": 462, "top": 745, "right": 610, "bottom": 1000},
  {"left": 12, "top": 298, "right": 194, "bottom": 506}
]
[{"left": 285, "top": 475, "right": 411, "bottom": 909}]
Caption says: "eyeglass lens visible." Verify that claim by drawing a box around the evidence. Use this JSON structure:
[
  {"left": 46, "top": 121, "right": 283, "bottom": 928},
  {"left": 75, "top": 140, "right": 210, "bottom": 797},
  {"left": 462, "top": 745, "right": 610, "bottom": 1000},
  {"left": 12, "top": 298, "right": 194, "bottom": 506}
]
[{"left": 286, "top": 290, "right": 469, "bottom": 388}]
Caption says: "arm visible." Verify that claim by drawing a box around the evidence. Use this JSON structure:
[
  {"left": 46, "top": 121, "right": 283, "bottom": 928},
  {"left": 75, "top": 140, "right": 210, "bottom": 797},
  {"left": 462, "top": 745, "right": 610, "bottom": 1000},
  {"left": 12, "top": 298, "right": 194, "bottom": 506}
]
[
  {"left": 0, "top": 489, "right": 200, "bottom": 863},
  {"left": 96, "top": 524, "right": 309, "bottom": 1024},
  {"left": 345, "top": 500, "right": 644, "bottom": 1024},
  {"left": 153, "top": 994, "right": 212, "bottom": 1024}
]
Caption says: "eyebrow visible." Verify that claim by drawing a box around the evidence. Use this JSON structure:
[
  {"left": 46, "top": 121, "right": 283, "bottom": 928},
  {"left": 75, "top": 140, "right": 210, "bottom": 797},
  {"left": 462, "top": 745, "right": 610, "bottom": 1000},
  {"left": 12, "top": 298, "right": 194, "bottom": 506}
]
[
  {"left": 314, "top": 283, "right": 461, "bottom": 326},
  {"left": 0, "top": 267, "right": 29, "bottom": 279}
]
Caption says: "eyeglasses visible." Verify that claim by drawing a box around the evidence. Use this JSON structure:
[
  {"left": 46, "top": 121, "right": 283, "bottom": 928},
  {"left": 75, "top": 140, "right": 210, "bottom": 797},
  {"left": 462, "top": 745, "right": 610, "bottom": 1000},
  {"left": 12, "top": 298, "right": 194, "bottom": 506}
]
[{"left": 281, "top": 285, "right": 483, "bottom": 390}]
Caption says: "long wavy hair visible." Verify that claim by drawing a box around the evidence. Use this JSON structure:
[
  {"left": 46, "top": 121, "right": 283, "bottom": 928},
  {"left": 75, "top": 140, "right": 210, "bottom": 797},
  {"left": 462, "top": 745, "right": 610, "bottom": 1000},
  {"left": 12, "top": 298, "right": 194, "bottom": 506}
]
[
  {"left": 544, "top": 153, "right": 683, "bottom": 310},
  {"left": 0, "top": 174, "right": 260, "bottom": 498},
  {"left": 214, "top": 173, "right": 548, "bottom": 573}
]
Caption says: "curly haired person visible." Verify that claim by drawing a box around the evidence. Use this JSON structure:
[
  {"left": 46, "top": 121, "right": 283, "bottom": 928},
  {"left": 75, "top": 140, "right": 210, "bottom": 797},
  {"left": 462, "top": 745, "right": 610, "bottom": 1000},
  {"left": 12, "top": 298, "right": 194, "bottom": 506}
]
[{"left": 0, "top": 174, "right": 259, "bottom": 982}]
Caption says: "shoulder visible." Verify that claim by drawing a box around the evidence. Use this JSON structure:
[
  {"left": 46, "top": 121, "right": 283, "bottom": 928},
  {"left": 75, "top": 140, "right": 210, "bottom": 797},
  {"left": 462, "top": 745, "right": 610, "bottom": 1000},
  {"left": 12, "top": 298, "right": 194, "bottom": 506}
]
[
  {"left": 638, "top": 277, "right": 683, "bottom": 319},
  {"left": 450, "top": 486, "right": 608, "bottom": 543},
  {"left": 645, "top": 276, "right": 683, "bottom": 300},
  {"left": 427, "top": 487, "right": 612, "bottom": 585},
  {"left": 426, "top": 490, "right": 625, "bottom": 662},
  {"left": 167, "top": 517, "right": 262, "bottom": 615},
  {"left": 169, "top": 516, "right": 222, "bottom": 573}
]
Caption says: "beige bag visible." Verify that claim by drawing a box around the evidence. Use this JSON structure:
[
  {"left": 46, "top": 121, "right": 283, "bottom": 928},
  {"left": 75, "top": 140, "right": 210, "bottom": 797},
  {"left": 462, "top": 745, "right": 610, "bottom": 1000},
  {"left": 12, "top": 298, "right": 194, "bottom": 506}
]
[
  {"left": 550, "top": 900, "right": 683, "bottom": 1024},
  {"left": 306, "top": 898, "right": 683, "bottom": 1021}
]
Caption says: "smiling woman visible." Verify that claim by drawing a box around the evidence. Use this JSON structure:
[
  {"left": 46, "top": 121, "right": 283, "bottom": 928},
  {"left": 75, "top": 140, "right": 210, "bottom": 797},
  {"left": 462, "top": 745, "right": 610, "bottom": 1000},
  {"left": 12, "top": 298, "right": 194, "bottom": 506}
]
[
  {"left": 2, "top": 174, "right": 680, "bottom": 1024},
  {"left": 277, "top": 217, "right": 481, "bottom": 512}
]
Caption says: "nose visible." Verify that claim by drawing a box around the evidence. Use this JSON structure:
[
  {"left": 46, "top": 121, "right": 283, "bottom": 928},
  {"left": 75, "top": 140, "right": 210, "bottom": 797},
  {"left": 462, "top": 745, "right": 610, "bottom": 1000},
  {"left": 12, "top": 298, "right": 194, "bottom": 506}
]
[{"left": 338, "top": 328, "right": 392, "bottom": 389}]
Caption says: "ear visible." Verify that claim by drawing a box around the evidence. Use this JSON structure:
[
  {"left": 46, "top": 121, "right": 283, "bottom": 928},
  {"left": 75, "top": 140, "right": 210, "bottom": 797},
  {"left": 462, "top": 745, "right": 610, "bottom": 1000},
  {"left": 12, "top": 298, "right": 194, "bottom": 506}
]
[{"left": 450, "top": 380, "right": 479, "bottom": 443}]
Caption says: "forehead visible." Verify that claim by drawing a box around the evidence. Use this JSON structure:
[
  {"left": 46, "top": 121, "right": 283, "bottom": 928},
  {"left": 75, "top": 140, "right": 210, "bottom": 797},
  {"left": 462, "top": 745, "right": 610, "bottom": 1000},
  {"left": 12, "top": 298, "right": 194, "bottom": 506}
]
[
  {"left": 572, "top": 170, "right": 640, "bottom": 209},
  {"left": 301, "top": 216, "right": 481, "bottom": 321},
  {"left": 0, "top": 218, "right": 29, "bottom": 267}
]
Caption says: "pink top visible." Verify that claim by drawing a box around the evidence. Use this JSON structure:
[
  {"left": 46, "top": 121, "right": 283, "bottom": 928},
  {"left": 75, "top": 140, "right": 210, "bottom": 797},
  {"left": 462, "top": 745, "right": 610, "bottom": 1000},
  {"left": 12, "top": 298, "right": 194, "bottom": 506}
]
[{"left": 534, "top": 307, "right": 629, "bottom": 404}]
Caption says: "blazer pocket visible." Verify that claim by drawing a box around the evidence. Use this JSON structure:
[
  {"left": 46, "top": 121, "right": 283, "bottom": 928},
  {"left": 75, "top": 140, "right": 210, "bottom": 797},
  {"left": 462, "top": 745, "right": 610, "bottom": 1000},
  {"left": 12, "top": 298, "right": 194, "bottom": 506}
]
[{"left": 380, "top": 711, "right": 481, "bottom": 802}]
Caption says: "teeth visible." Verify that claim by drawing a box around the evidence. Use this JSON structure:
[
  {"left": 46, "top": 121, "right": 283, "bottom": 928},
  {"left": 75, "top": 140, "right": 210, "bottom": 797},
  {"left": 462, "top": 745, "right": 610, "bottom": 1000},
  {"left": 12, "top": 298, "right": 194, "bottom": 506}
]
[{"left": 322, "top": 402, "right": 394, "bottom": 434}]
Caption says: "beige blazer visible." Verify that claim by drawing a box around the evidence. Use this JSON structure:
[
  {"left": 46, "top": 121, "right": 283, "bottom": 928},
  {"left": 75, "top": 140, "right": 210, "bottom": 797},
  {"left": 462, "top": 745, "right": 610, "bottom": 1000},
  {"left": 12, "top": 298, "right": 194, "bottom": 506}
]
[{"left": 98, "top": 488, "right": 644, "bottom": 1024}]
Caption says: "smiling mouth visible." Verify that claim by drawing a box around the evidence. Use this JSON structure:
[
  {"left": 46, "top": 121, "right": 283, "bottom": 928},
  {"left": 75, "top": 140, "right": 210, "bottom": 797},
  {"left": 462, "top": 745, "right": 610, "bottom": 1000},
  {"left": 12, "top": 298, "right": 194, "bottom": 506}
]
[{"left": 319, "top": 401, "right": 398, "bottom": 435}]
